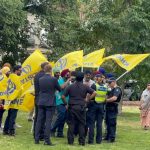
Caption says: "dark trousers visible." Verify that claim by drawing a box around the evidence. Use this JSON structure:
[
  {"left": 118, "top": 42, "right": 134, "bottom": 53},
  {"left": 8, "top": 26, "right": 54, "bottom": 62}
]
[
  {"left": 67, "top": 105, "right": 86, "bottom": 145},
  {"left": 35, "top": 105, "right": 55, "bottom": 143},
  {"left": 0, "top": 109, "right": 5, "bottom": 128},
  {"left": 88, "top": 102, "right": 104, "bottom": 143},
  {"left": 51, "top": 104, "right": 67, "bottom": 136},
  {"left": 105, "top": 106, "right": 118, "bottom": 140},
  {"left": 33, "top": 104, "right": 45, "bottom": 139},
  {"left": 3, "top": 108, "right": 18, "bottom": 133}
]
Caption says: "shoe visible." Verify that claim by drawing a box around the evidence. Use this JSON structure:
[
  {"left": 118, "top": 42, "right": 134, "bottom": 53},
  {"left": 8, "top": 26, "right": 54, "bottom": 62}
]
[
  {"left": 107, "top": 139, "right": 115, "bottom": 143},
  {"left": 88, "top": 142, "right": 94, "bottom": 145},
  {"left": 44, "top": 142, "right": 55, "bottom": 146},
  {"left": 56, "top": 134, "right": 64, "bottom": 138},
  {"left": 39, "top": 138, "right": 44, "bottom": 141},
  {"left": 3, "top": 131, "right": 9, "bottom": 135},
  {"left": 35, "top": 141, "right": 39, "bottom": 144},
  {"left": 96, "top": 141, "right": 101, "bottom": 144},
  {"left": 9, "top": 130, "right": 15, "bottom": 136},
  {"left": 79, "top": 143, "right": 85, "bottom": 146},
  {"left": 103, "top": 137, "right": 109, "bottom": 141}
]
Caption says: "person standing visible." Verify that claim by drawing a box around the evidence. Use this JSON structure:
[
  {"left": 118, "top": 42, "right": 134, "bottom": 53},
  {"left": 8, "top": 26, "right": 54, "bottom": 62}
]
[
  {"left": 3, "top": 65, "right": 22, "bottom": 136},
  {"left": 35, "top": 64, "right": 61, "bottom": 145},
  {"left": 105, "top": 77, "right": 122, "bottom": 143},
  {"left": 62, "top": 71, "right": 96, "bottom": 146},
  {"left": 88, "top": 74, "right": 108, "bottom": 144},
  {"left": 0, "top": 67, "right": 11, "bottom": 131},
  {"left": 139, "top": 83, "right": 150, "bottom": 130},
  {"left": 51, "top": 69, "right": 70, "bottom": 138},
  {"left": 33, "top": 62, "right": 49, "bottom": 139}
]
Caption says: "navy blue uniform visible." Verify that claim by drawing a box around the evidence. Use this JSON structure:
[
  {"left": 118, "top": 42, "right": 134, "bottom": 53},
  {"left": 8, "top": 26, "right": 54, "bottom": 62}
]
[
  {"left": 35, "top": 74, "right": 61, "bottom": 144},
  {"left": 105, "top": 87, "right": 122, "bottom": 142}
]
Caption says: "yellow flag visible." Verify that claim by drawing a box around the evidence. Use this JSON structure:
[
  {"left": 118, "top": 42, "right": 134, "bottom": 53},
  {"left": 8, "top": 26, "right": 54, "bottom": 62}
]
[
  {"left": 0, "top": 74, "right": 8, "bottom": 99},
  {"left": 54, "top": 50, "right": 83, "bottom": 71},
  {"left": 4, "top": 93, "right": 34, "bottom": 112},
  {"left": 20, "top": 49, "right": 48, "bottom": 95},
  {"left": 7, "top": 74, "right": 22, "bottom": 100},
  {"left": 83, "top": 48, "right": 105, "bottom": 68},
  {"left": 104, "top": 54, "right": 150, "bottom": 71}
]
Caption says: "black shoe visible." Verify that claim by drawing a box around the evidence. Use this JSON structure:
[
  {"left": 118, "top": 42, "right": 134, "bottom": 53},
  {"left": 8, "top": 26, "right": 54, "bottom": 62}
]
[
  {"left": 96, "top": 141, "right": 101, "bottom": 144},
  {"left": 79, "top": 143, "right": 85, "bottom": 146},
  {"left": 56, "top": 134, "right": 64, "bottom": 138},
  {"left": 3, "top": 131, "right": 9, "bottom": 135},
  {"left": 107, "top": 139, "right": 115, "bottom": 143},
  {"left": 9, "top": 131, "right": 15, "bottom": 136},
  {"left": 88, "top": 142, "right": 94, "bottom": 145},
  {"left": 44, "top": 142, "right": 55, "bottom": 146},
  {"left": 68, "top": 143, "right": 74, "bottom": 146},
  {"left": 35, "top": 141, "right": 39, "bottom": 144}
]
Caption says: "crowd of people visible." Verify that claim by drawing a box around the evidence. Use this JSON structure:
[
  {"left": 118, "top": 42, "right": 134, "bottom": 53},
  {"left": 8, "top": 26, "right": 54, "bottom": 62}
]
[
  {"left": 0, "top": 62, "right": 149, "bottom": 147},
  {"left": 32, "top": 62, "right": 122, "bottom": 146}
]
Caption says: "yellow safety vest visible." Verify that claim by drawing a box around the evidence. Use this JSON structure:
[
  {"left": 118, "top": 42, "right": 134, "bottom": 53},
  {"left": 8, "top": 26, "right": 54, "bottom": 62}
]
[{"left": 95, "top": 83, "right": 107, "bottom": 103}]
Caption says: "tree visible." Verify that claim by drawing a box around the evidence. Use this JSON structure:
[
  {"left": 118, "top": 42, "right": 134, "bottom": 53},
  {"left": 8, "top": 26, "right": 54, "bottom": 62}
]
[{"left": 0, "top": 0, "right": 29, "bottom": 66}]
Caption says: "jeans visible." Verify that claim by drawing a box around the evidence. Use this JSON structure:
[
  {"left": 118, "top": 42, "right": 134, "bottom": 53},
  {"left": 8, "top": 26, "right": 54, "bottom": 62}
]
[
  {"left": 3, "top": 108, "right": 18, "bottom": 133},
  {"left": 51, "top": 104, "right": 67, "bottom": 136}
]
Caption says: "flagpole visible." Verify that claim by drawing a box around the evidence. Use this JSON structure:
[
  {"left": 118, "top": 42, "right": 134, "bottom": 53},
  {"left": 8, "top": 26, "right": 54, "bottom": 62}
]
[{"left": 116, "top": 70, "right": 129, "bottom": 81}]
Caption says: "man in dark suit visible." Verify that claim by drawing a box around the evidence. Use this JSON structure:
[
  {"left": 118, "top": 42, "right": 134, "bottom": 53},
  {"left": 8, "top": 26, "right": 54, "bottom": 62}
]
[
  {"left": 35, "top": 64, "right": 61, "bottom": 146},
  {"left": 33, "top": 62, "right": 49, "bottom": 139}
]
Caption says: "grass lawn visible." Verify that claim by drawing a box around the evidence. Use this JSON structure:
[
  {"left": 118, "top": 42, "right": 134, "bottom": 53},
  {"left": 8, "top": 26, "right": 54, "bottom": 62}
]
[{"left": 0, "top": 106, "right": 150, "bottom": 150}]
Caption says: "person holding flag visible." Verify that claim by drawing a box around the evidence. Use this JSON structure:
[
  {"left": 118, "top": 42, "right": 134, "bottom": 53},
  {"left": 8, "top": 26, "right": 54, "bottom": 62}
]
[
  {"left": 3, "top": 65, "right": 22, "bottom": 136},
  {"left": 0, "top": 66, "right": 11, "bottom": 131}
]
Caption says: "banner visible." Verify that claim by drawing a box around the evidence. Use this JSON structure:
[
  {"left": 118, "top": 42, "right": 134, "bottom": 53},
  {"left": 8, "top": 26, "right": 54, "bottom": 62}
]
[
  {"left": 83, "top": 48, "right": 105, "bottom": 68},
  {"left": 20, "top": 49, "right": 48, "bottom": 95},
  {"left": 54, "top": 50, "right": 83, "bottom": 71},
  {"left": 0, "top": 74, "right": 8, "bottom": 100},
  {"left": 104, "top": 54, "right": 150, "bottom": 71}
]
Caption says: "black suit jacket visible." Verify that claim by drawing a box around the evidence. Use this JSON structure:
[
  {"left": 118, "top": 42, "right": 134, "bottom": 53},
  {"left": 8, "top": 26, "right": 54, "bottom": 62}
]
[{"left": 38, "top": 74, "right": 61, "bottom": 106}]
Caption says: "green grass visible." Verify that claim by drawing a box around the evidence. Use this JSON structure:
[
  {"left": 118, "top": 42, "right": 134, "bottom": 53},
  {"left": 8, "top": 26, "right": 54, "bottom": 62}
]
[{"left": 0, "top": 106, "right": 150, "bottom": 150}]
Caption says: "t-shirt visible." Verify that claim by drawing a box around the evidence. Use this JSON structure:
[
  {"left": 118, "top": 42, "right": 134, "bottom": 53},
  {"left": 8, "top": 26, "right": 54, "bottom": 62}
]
[
  {"left": 106, "top": 86, "right": 122, "bottom": 107},
  {"left": 55, "top": 77, "right": 69, "bottom": 105},
  {"left": 64, "top": 82, "right": 94, "bottom": 106}
]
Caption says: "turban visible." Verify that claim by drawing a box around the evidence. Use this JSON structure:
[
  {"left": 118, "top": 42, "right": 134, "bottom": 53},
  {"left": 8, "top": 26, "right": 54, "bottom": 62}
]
[
  {"left": 1, "top": 67, "right": 10, "bottom": 74},
  {"left": 98, "top": 67, "right": 105, "bottom": 75},
  {"left": 53, "top": 67, "right": 61, "bottom": 74},
  {"left": 61, "top": 69, "right": 70, "bottom": 77}
]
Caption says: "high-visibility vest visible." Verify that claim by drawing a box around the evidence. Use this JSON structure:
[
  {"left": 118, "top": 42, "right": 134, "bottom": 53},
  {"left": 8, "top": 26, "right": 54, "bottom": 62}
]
[{"left": 95, "top": 83, "right": 107, "bottom": 103}]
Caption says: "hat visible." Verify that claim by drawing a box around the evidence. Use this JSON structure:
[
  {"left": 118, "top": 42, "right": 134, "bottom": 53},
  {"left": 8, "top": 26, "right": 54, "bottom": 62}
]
[
  {"left": 106, "top": 73, "right": 114, "bottom": 79},
  {"left": 107, "top": 77, "right": 116, "bottom": 83},
  {"left": 61, "top": 69, "right": 70, "bottom": 77},
  {"left": 53, "top": 67, "right": 61, "bottom": 74},
  {"left": 1, "top": 67, "right": 10, "bottom": 74}
]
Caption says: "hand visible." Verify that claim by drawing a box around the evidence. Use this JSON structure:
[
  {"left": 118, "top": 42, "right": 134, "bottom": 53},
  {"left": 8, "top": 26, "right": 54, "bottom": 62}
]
[{"left": 65, "top": 105, "right": 68, "bottom": 110}]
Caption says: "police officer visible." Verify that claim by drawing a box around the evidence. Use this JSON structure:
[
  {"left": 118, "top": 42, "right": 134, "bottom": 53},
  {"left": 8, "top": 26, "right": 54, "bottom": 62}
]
[
  {"left": 88, "top": 74, "right": 107, "bottom": 144},
  {"left": 35, "top": 64, "right": 61, "bottom": 145},
  {"left": 105, "top": 77, "right": 122, "bottom": 143},
  {"left": 62, "top": 71, "right": 96, "bottom": 146}
]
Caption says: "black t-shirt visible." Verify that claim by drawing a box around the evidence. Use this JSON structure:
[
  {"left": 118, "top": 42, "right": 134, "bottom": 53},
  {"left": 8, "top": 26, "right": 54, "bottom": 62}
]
[
  {"left": 106, "top": 86, "right": 122, "bottom": 107},
  {"left": 64, "top": 82, "right": 94, "bottom": 106}
]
